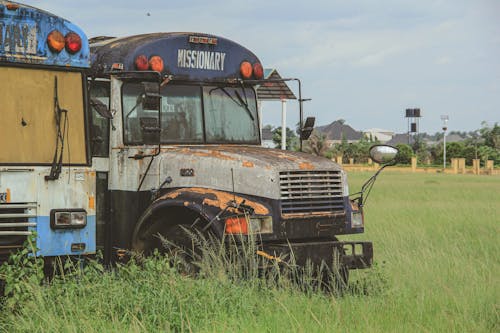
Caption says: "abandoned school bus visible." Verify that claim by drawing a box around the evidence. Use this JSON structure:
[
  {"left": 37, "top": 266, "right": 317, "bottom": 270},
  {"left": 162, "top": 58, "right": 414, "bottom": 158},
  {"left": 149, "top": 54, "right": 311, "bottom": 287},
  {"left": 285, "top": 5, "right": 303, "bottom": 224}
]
[
  {"left": 0, "top": 1, "right": 95, "bottom": 262},
  {"left": 87, "top": 32, "right": 398, "bottom": 279}
]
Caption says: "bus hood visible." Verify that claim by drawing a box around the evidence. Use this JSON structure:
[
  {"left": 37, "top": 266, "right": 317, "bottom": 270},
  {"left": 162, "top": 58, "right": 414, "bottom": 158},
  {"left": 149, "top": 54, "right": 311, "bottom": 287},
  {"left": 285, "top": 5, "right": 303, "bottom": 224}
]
[{"left": 157, "top": 145, "right": 343, "bottom": 200}]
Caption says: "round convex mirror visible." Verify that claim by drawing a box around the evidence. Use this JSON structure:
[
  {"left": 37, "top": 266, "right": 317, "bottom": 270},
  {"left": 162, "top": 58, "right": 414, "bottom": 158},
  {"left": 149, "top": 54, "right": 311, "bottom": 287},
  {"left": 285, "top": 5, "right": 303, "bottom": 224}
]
[{"left": 369, "top": 145, "right": 398, "bottom": 164}]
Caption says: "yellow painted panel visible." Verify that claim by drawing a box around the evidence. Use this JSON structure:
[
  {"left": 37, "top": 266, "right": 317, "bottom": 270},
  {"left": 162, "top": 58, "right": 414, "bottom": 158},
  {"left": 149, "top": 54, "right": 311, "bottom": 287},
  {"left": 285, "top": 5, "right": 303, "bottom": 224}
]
[{"left": 0, "top": 67, "right": 87, "bottom": 164}]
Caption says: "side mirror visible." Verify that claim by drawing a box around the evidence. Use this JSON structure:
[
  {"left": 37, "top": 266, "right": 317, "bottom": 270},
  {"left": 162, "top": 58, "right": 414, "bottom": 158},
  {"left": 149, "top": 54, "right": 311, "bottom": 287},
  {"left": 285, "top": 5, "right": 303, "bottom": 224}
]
[
  {"left": 141, "top": 81, "right": 161, "bottom": 110},
  {"left": 300, "top": 116, "right": 315, "bottom": 140},
  {"left": 369, "top": 145, "right": 398, "bottom": 165},
  {"left": 140, "top": 117, "right": 160, "bottom": 144},
  {"left": 90, "top": 98, "right": 112, "bottom": 119}
]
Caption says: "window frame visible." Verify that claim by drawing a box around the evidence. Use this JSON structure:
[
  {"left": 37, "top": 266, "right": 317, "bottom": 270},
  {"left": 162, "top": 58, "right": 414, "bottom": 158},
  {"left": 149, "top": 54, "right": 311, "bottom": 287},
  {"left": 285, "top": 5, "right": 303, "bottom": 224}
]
[
  {"left": 89, "top": 79, "right": 111, "bottom": 157},
  {"left": 120, "top": 81, "right": 261, "bottom": 146}
]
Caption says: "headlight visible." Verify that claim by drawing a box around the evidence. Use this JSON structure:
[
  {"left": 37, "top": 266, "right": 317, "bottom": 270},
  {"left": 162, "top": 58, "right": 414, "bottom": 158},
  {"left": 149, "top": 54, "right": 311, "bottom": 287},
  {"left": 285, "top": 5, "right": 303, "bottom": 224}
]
[
  {"left": 351, "top": 211, "right": 364, "bottom": 228},
  {"left": 50, "top": 209, "right": 87, "bottom": 229},
  {"left": 249, "top": 216, "right": 273, "bottom": 234},
  {"left": 350, "top": 201, "right": 364, "bottom": 228}
]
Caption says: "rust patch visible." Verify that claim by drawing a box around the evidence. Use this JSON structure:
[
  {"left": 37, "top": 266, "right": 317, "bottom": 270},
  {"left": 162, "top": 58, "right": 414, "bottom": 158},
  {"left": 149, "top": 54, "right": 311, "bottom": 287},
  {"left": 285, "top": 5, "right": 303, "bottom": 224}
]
[
  {"left": 277, "top": 153, "right": 297, "bottom": 161},
  {"left": 242, "top": 161, "right": 254, "bottom": 168},
  {"left": 165, "top": 147, "right": 237, "bottom": 161},
  {"left": 299, "top": 162, "right": 315, "bottom": 170},
  {"left": 158, "top": 187, "right": 269, "bottom": 215}
]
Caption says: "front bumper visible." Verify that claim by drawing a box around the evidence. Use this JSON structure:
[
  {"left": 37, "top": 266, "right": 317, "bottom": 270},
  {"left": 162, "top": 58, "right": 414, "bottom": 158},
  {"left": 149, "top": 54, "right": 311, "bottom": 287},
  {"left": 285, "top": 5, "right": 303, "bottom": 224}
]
[{"left": 263, "top": 240, "right": 373, "bottom": 270}]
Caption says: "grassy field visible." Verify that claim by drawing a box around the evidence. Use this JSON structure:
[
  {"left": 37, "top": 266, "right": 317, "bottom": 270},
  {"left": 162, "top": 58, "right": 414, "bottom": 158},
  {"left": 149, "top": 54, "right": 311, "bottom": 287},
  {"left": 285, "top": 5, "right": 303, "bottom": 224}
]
[{"left": 1, "top": 172, "right": 499, "bottom": 332}]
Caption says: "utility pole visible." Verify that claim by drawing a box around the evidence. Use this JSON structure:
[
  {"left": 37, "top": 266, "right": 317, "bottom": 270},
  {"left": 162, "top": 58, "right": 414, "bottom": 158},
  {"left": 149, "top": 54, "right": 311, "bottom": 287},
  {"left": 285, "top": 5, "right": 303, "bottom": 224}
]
[
  {"left": 281, "top": 99, "right": 287, "bottom": 150},
  {"left": 441, "top": 115, "right": 449, "bottom": 170}
]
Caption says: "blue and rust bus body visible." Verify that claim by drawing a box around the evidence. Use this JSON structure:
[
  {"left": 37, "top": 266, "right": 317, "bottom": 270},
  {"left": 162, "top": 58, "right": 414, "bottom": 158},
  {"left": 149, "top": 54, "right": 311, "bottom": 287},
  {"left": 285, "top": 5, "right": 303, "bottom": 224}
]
[
  {"left": 88, "top": 32, "right": 372, "bottom": 271},
  {"left": 0, "top": 1, "right": 95, "bottom": 261}
]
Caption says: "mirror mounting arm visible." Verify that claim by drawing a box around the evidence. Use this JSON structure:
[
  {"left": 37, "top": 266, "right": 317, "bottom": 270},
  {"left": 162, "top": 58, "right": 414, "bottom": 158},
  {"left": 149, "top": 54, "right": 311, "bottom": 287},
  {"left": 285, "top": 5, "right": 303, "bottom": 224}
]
[{"left": 352, "top": 160, "right": 396, "bottom": 207}]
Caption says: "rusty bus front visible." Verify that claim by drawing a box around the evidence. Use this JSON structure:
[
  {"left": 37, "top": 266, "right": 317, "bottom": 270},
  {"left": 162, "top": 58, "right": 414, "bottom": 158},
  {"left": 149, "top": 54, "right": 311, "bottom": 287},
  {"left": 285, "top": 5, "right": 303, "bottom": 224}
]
[{"left": 88, "top": 32, "right": 372, "bottom": 278}]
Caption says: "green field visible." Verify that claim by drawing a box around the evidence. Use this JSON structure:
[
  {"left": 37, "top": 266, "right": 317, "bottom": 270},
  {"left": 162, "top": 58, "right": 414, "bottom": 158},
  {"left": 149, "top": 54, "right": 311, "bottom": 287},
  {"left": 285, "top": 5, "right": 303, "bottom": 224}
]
[{"left": 1, "top": 172, "right": 499, "bottom": 332}]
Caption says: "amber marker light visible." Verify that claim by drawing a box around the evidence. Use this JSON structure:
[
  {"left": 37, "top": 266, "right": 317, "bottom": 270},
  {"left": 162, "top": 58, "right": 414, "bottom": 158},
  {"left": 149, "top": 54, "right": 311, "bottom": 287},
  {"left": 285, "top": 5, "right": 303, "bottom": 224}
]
[
  {"left": 6, "top": 3, "right": 20, "bottom": 10},
  {"left": 47, "top": 30, "right": 65, "bottom": 53},
  {"left": 65, "top": 32, "right": 82, "bottom": 54},
  {"left": 225, "top": 216, "right": 248, "bottom": 234},
  {"left": 240, "top": 61, "right": 252, "bottom": 79},
  {"left": 149, "top": 55, "right": 164, "bottom": 72},
  {"left": 135, "top": 55, "right": 149, "bottom": 70}
]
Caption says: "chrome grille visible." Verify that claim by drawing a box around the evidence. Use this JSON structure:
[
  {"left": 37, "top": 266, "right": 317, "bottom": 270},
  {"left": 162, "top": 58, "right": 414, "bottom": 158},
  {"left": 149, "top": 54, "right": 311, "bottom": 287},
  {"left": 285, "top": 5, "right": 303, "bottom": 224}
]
[
  {"left": 0, "top": 203, "right": 37, "bottom": 258},
  {"left": 279, "top": 170, "right": 345, "bottom": 215}
]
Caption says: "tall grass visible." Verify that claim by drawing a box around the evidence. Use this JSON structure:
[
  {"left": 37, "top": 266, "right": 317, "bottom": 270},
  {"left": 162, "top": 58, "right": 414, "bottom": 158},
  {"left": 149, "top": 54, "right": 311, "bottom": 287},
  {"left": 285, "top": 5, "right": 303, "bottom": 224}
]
[{"left": 0, "top": 172, "right": 498, "bottom": 332}]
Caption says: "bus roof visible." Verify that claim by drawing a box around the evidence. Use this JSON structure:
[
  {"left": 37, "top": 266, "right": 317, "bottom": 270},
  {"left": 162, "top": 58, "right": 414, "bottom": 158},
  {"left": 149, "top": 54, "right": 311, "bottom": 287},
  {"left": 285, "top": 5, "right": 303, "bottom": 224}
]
[
  {"left": 90, "top": 32, "right": 263, "bottom": 82},
  {"left": 0, "top": 1, "right": 89, "bottom": 68}
]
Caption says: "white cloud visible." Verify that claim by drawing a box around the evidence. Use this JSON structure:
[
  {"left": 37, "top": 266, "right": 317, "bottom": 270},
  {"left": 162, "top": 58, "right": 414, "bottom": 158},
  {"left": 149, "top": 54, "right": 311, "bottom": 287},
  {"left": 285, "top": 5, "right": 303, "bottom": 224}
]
[
  {"left": 19, "top": 0, "right": 500, "bottom": 133},
  {"left": 435, "top": 56, "right": 452, "bottom": 65}
]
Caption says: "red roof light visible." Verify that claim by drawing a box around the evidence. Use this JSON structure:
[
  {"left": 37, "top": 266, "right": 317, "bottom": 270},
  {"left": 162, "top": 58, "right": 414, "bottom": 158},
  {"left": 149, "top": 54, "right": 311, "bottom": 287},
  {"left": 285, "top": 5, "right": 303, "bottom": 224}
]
[
  {"left": 65, "top": 32, "right": 82, "bottom": 54},
  {"left": 135, "top": 55, "right": 149, "bottom": 71},
  {"left": 253, "top": 63, "right": 264, "bottom": 79}
]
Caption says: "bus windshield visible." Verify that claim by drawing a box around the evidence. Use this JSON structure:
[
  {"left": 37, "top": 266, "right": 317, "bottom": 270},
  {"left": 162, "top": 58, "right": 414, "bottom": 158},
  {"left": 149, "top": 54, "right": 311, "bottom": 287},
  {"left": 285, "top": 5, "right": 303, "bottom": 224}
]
[
  {"left": 0, "top": 67, "right": 87, "bottom": 164},
  {"left": 122, "top": 83, "right": 260, "bottom": 144}
]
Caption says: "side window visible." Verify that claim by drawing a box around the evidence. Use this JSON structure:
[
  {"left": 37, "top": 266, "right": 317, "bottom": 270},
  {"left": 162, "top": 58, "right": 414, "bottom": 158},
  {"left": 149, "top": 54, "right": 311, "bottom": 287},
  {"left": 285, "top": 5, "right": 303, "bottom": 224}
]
[{"left": 90, "top": 81, "right": 110, "bottom": 157}]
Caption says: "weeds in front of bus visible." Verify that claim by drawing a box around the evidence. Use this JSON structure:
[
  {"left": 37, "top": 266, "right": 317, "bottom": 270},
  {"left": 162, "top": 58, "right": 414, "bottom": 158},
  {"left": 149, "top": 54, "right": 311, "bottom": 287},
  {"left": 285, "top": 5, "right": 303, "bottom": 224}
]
[
  {"left": 0, "top": 228, "right": 387, "bottom": 307},
  {"left": 0, "top": 230, "right": 388, "bottom": 332},
  {"left": 157, "top": 227, "right": 377, "bottom": 297},
  {"left": 0, "top": 234, "right": 44, "bottom": 311}
]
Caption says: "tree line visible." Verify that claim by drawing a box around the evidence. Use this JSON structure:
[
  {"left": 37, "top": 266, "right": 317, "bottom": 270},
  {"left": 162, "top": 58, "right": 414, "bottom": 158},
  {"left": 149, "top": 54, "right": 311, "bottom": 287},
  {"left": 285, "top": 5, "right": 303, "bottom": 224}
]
[{"left": 264, "top": 122, "right": 500, "bottom": 166}]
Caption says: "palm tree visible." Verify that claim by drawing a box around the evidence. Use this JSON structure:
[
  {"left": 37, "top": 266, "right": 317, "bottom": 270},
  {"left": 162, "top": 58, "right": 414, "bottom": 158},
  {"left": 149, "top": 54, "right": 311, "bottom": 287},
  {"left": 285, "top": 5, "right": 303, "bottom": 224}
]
[{"left": 304, "top": 131, "right": 329, "bottom": 156}]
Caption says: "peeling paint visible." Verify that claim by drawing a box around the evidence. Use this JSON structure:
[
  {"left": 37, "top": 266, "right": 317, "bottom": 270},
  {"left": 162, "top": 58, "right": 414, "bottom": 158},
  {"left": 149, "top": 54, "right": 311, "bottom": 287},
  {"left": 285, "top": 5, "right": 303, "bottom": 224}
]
[
  {"left": 159, "top": 187, "right": 269, "bottom": 215},
  {"left": 299, "top": 162, "right": 315, "bottom": 170},
  {"left": 242, "top": 161, "right": 254, "bottom": 168},
  {"left": 170, "top": 147, "right": 237, "bottom": 161}
]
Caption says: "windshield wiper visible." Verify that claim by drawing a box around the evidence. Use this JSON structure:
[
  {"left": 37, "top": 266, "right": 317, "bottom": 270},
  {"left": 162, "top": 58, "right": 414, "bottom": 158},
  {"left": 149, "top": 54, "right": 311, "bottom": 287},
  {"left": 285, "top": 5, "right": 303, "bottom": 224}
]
[
  {"left": 45, "top": 76, "right": 68, "bottom": 181},
  {"left": 234, "top": 89, "right": 254, "bottom": 121},
  {"left": 209, "top": 86, "right": 254, "bottom": 121}
]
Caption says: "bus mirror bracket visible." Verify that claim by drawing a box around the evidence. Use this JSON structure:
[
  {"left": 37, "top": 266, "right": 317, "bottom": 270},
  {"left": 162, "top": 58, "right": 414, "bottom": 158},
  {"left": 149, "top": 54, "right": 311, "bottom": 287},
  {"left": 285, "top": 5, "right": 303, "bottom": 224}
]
[
  {"left": 141, "top": 81, "right": 161, "bottom": 110},
  {"left": 90, "top": 98, "right": 113, "bottom": 119},
  {"left": 350, "top": 145, "right": 399, "bottom": 207},
  {"left": 300, "top": 116, "right": 315, "bottom": 140},
  {"left": 140, "top": 117, "right": 161, "bottom": 145}
]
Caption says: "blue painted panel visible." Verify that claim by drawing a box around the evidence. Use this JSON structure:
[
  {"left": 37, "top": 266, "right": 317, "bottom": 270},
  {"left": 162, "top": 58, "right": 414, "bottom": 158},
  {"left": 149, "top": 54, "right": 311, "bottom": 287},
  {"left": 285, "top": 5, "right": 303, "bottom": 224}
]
[
  {"left": 0, "top": 2, "right": 90, "bottom": 68},
  {"left": 32, "top": 215, "right": 96, "bottom": 257}
]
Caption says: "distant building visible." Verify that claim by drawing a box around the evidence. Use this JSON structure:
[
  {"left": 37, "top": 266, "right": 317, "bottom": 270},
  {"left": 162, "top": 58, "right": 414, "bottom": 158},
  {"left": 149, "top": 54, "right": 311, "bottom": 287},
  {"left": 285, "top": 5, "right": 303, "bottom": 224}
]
[
  {"left": 316, "top": 120, "right": 363, "bottom": 146},
  {"left": 386, "top": 133, "right": 466, "bottom": 147},
  {"left": 261, "top": 127, "right": 275, "bottom": 148},
  {"left": 438, "top": 133, "right": 466, "bottom": 144},
  {"left": 363, "top": 128, "right": 394, "bottom": 143},
  {"left": 386, "top": 133, "right": 410, "bottom": 146}
]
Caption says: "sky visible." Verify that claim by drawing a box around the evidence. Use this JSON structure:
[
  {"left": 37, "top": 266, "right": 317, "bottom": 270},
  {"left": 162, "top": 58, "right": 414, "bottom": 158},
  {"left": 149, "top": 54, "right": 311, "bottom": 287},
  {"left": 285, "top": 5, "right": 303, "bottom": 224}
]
[{"left": 22, "top": 0, "right": 500, "bottom": 134}]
